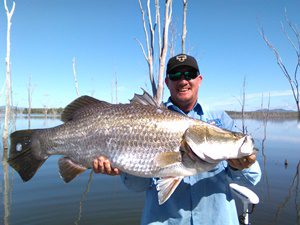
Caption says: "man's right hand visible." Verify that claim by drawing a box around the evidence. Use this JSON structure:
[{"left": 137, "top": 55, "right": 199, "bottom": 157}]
[{"left": 93, "top": 156, "right": 121, "bottom": 176}]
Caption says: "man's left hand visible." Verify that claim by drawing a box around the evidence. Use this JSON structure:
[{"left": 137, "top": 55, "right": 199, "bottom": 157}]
[{"left": 227, "top": 153, "right": 257, "bottom": 170}]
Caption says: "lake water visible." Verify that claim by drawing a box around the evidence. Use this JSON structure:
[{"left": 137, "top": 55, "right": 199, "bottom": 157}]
[{"left": 0, "top": 116, "right": 299, "bottom": 225}]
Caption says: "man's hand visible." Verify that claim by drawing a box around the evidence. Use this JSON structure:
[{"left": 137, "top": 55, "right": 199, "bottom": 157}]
[
  {"left": 93, "top": 156, "right": 121, "bottom": 176},
  {"left": 227, "top": 153, "right": 257, "bottom": 170}
]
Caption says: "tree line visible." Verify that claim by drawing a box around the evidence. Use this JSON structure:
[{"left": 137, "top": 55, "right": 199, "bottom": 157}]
[{"left": 21, "top": 107, "right": 64, "bottom": 115}]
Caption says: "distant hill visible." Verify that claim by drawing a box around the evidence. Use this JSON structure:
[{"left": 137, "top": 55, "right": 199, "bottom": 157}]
[
  {"left": 227, "top": 109, "right": 298, "bottom": 119},
  {"left": 0, "top": 106, "right": 64, "bottom": 116},
  {"left": 255, "top": 108, "right": 296, "bottom": 113}
]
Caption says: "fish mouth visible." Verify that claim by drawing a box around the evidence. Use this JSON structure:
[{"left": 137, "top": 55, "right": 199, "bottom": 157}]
[{"left": 238, "top": 135, "right": 255, "bottom": 154}]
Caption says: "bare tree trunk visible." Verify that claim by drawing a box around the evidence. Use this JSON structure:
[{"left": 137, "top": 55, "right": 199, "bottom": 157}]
[
  {"left": 2, "top": 159, "right": 11, "bottom": 225},
  {"left": 156, "top": 0, "right": 172, "bottom": 104},
  {"left": 110, "top": 75, "right": 118, "bottom": 104},
  {"left": 111, "top": 80, "right": 114, "bottom": 103},
  {"left": 181, "top": 0, "right": 187, "bottom": 54},
  {"left": 2, "top": 0, "right": 16, "bottom": 149},
  {"left": 27, "top": 76, "right": 33, "bottom": 129},
  {"left": 259, "top": 10, "right": 299, "bottom": 120},
  {"left": 43, "top": 105, "right": 48, "bottom": 120},
  {"left": 262, "top": 93, "right": 270, "bottom": 141},
  {"left": 72, "top": 57, "right": 80, "bottom": 97},
  {"left": 137, "top": 0, "right": 156, "bottom": 98},
  {"left": 137, "top": 0, "right": 173, "bottom": 104},
  {"left": 2, "top": 2, "right": 15, "bottom": 224},
  {"left": 115, "top": 76, "right": 118, "bottom": 104},
  {"left": 261, "top": 93, "right": 271, "bottom": 199},
  {"left": 237, "top": 76, "right": 247, "bottom": 134}
]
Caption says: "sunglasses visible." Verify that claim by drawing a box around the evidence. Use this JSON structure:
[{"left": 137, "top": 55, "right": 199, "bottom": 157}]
[{"left": 167, "top": 71, "right": 198, "bottom": 81}]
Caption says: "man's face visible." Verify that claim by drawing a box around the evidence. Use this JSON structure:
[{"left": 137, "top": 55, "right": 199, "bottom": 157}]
[{"left": 165, "top": 66, "right": 202, "bottom": 111}]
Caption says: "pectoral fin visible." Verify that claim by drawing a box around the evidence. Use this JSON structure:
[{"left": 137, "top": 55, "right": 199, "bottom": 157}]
[
  {"left": 156, "top": 176, "right": 183, "bottom": 205},
  {"left": 58, "top": 157, "right": 87, "bottom": 183},
  {"left": 154, "top": 152, "right": 182, "bottom": 167}
]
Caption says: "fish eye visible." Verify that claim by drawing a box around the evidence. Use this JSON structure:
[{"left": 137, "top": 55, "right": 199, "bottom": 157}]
[{"left": 16, "top": 143, "right": 22, "bottom": 152}]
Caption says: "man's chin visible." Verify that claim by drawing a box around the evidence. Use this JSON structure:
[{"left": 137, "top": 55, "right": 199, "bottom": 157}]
[{"left": 176, "top": 92, "right": 192, "bottom": 101}]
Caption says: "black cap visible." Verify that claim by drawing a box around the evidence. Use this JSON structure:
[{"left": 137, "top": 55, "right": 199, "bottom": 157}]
[{"left": 166, "top": 54, "right": 199, "bottom": 74}]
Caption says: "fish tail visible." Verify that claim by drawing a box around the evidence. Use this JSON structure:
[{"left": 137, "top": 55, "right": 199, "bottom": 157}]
[{"left": 8, "top": 129, "right": 48, "bottom": 182}]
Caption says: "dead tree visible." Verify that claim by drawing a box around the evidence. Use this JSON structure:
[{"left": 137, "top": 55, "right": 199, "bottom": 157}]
[
  {"left": 72, "top": 57, "right": 80, "bottom": 97},
  {"left": 181, "top": 0, "right": 187, "bottom": 54},
  {"left": 236, "top": 77, "right": 247, "bottom": 134},
  {"left": 261, "top": 93, "right": 271, "bottom": 200},
  {"left": 2, "top": 0, "right": 16, "bottom": 149},
  {"left": 259, "top": 10, "right": 300, "bottom": 119},
  {"left": 43, "top": 93, "right": 49, "bottom": 119},
  {"left": 115, "top": 76, "right": 118, "bottom": 104},
  {"left": 110, "top": 75, "right": 118, "bottom": 104},
  {"left": 43, "top": 105, "right": 48, "bottom": 120},
  {"left": 137, "top": 0, "right": 173, "bottom": 104},
  {"left": 27, "top": 76, "right": 33, "bottom": 128}
]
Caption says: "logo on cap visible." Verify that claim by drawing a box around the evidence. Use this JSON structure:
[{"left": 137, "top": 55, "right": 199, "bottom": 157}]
[{"left": 176, "top": 54, "right": 187, "bottom": 62}]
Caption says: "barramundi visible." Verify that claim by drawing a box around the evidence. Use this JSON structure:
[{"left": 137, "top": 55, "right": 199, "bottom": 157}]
[{"left": 8, "top": 91, "right": 256, "bottom": 204}]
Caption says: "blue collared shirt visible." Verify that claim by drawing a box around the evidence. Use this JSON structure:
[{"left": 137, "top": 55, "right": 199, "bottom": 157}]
[{"left": 121, "top": 99, "right": 261, "bottom": 225}]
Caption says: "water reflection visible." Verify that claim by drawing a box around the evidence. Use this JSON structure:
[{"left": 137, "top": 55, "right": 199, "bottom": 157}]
[
  {"left": 274, "top": 161, "right": 300, "bottom": 225},
  {"left": 242, "top": 119, "right": 300, "bottom": 225},
  {"left": 75, "top": 170, "right": 94, "bottom": 225}
]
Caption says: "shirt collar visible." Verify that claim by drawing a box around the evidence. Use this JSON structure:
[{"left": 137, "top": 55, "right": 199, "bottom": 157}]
[{"left": 164, "top": 97, "right": 204, "bottom": 117}]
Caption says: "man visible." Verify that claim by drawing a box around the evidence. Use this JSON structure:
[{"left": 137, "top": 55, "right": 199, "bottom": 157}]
[{"left": 93, "top": 54, "right": 261, "bottom": 225}]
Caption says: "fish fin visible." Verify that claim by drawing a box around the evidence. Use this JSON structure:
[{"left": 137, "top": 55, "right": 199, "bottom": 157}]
[
  {"left": 154, "top": 152, "right": 182, "bottom": 167},
  {"left": 130, "top": 88, "right": 165, "bottom": 108},
  {"left": 58, "top": 157, "right": 87, "bottom": 183},
  {"left": 8, "top": 129, "right": 48, "bottom": 182},
  {"left": 61, "top": 95, "right": 111, "bottom": 122},
  {"left": 156, "top": 176, "right": 183, "bottom": 205}
]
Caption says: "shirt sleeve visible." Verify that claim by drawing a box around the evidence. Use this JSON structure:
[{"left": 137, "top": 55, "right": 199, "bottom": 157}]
[
  {"left": 120, "top": 172, "right": 153, "bottom": 192},
  {"left": 220, "top": 111, "right": 239, "bottom": 131},
  {"left": 227, "top": 161, "right": 262, "bottom": 186}
]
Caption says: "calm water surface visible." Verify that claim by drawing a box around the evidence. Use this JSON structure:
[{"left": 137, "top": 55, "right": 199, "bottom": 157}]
[{"left": 1, "top": 116, "right": 299, "bottom": 225}]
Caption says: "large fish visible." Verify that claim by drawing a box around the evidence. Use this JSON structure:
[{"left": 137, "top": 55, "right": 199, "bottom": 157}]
[{"left": 8, "top": 91, "right": 256, "bottom": 204}]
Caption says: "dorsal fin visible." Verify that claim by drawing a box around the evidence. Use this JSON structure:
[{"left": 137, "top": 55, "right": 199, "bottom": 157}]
[
  {"left": 130, "top": 89, "right": 164, "bottom": 108},
  {"left": 61, "top": 95, "right": 111, "bottom": 122}
]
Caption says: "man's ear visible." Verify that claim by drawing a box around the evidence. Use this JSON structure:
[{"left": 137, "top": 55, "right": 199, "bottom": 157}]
[{"left": 165, "top": 77, "right": 169, "bottom": 87}]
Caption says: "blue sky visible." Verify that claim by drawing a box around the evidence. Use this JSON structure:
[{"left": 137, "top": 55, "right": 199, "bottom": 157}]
[{"left": 0, "top": 0, "right": 299, "bottom": 111}]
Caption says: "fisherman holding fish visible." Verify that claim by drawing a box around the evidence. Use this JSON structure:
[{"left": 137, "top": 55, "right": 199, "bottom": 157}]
[
  {"left": 93, "top": 54, "right": 261, "bottom": 225},
  {"left": 8, "top": 53, "right": 261, "bottom": 225}
]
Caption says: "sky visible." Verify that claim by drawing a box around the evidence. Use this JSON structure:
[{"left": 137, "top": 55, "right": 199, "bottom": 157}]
[{"left": 0, "top": 0, "right": 299, "bottom": 111}]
